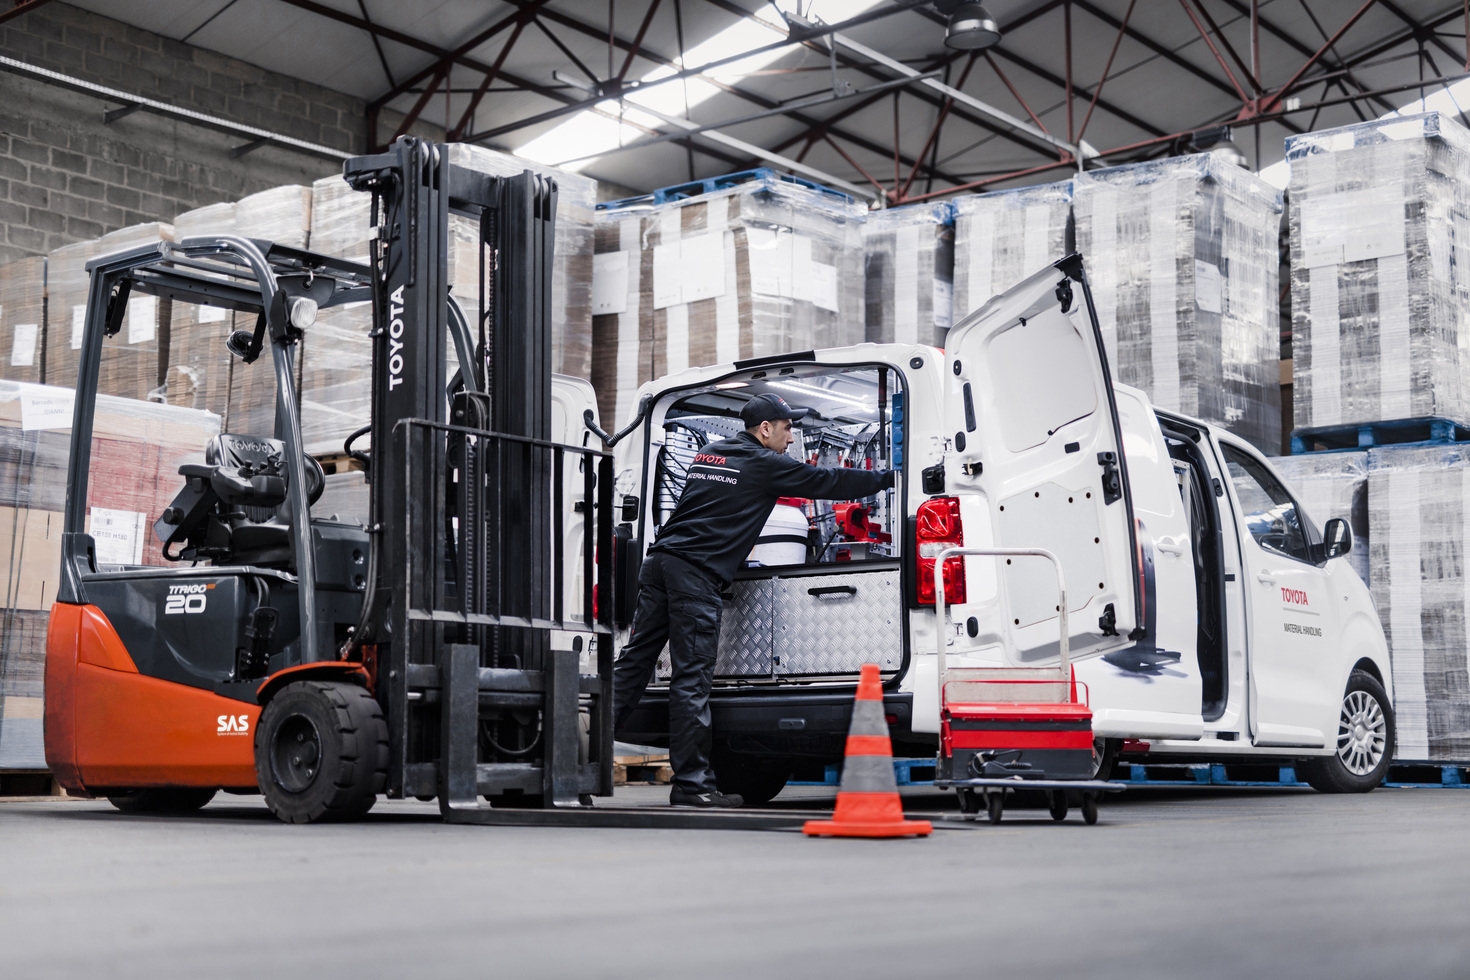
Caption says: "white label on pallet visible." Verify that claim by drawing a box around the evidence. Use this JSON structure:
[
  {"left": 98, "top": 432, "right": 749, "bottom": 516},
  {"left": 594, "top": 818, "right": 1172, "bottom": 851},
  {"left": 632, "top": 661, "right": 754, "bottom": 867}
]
[
  {"left": 592, "top": 251, "right": 629, "bottom": 315},
  {"left": 747, "top": 226, "right": 793, "bottom": 298},
  {"left": 10, "top": 323, "right": 37, "bottom": 367},
  {"left": 808, "top": 260, "right": 839, "bottom": 313},
  {"left": 19, "top": 385, "right": 74, "bottom": 431},
  {"left": 652, "top": 241, "right": 681, "bottom": 309},
  {"left": 128, "top": 295, "right": 157, "bottom": 345},
  {"left": 1194, "top": 261, "right": 1222, "bottom": 314},
  {"left": 198, "top": 304, "right": 228, "bottom": 324},
  {"left": 90, "top": 507, "right": 147, "bottom": 566},
  {"left": 71, "top": 304, "right": 86, "bottom": 350}
]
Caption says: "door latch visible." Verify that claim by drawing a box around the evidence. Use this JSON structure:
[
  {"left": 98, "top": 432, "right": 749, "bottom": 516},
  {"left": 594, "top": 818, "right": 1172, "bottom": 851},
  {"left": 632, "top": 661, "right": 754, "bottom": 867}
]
[{"left": 1097, "top": 452, "right": 1122, "bottom": 505}]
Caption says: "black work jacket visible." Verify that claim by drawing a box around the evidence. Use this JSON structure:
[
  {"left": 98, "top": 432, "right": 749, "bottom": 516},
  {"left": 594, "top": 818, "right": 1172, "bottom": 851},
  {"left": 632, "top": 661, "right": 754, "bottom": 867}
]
[{"left": 649, "top": 431, "right": 890, "bottom": 586}]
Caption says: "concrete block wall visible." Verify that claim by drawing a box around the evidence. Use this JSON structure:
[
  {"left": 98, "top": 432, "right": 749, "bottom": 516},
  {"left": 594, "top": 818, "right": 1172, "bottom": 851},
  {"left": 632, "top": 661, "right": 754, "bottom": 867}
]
[{"left": 0, "top": 2, "right": 373, "bottom": 263}]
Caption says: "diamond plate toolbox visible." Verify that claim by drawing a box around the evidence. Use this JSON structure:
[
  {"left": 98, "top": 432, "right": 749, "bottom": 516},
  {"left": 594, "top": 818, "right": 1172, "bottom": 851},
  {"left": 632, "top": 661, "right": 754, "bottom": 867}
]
[
  {"left": 655, "top": 577, "right": 774, "bottom": 679},
  {"left": 774, "top": 570, "right": 901, "bottom": 675}
]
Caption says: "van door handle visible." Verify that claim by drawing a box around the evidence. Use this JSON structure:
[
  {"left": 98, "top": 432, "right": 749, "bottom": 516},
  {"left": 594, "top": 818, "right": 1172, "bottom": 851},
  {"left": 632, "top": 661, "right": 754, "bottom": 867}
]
[
  {"left": 809, "top": 585, "right": 857, "bottom": 599},
  {"left": 1255, "top": 573, "right": 1276, "bottom": 586},
  {"left": 1156, "top": 539, "right": 1185, "bottom": 557}
]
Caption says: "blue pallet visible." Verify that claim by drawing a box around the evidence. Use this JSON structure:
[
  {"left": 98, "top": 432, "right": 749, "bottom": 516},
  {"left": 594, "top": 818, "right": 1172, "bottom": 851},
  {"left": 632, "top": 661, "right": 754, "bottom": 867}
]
[
  {"left": 789, "top": 757, "right": 936, "bottom": 787},
  {"left": 1381, "top": 764, "right": 1469, "bottom": 788},
  {"left": 1290, "top": 416, "right": 1470, "bottom": 455},
  {"left": 597, "top": 167, "right": 855, "bottom": 212},
  {"left": 1114, "top": 763, "right": 1307, "bottom": 787}
]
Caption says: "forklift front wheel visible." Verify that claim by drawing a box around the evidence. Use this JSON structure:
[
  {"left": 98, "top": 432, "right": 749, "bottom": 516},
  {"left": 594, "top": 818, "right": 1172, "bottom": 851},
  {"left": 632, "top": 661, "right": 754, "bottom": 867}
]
[{"left": 255, "top": 680, "right": 387, "bottom": 824}]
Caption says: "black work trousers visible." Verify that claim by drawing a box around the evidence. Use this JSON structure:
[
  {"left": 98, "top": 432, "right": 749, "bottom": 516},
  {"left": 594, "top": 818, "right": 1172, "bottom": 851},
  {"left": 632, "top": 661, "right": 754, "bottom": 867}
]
[{"left": 612, "top": 552, "right": 724, "bottom": 793}]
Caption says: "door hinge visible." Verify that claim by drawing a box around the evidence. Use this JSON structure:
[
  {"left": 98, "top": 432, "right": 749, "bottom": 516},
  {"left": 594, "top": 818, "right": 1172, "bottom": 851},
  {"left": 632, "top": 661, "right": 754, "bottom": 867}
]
[
  {"left": 1097, "top": 451, "right": 1122, "bottom": 505},
  {"left": 1098, "top": 602, "right": 1118, "bottom": 637},
  {"left": 921, "top": 463, "right": 946, "bottom": 495}
]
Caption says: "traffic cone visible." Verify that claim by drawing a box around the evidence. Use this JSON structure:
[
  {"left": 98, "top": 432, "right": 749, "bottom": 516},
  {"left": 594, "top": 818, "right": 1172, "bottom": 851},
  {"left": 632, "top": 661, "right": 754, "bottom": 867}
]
[{"left": 803, "top": 663, "right": 932, "bottom": 839}]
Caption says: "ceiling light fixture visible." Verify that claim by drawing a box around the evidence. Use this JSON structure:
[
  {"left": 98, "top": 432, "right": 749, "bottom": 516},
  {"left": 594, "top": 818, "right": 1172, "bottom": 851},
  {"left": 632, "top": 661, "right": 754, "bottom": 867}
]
[{"left": 940, "top": 2, "right": 1002, "bottom": 51}]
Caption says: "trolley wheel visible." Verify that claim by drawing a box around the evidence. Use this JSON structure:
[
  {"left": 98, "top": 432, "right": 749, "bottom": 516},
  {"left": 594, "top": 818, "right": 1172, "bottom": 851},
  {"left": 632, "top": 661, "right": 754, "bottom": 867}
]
[
  {"left": 1048, "top": 790, "right": 1068, "bottom": 822},
  {"left": 986, "top": 791, "right": 1005, "bottom": 824},
  {"left": 957, "top": 788, "right": 982, "bottom": 815},
  {"left": 1081, "top": 792, "right": 1099, "bottom": 825}
]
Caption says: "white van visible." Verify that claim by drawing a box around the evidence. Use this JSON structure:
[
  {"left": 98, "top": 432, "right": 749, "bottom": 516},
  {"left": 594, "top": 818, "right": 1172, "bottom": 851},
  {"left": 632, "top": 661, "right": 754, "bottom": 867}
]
[{"left": 604, "top": 256, "right": 1394, "bottom": 803}]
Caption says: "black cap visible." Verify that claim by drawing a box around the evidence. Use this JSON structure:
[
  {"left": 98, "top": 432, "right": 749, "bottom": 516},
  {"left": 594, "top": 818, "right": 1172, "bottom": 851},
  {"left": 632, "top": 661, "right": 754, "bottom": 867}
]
[{"left": 741, "top": 392, "right": 808, "bottom": 428}]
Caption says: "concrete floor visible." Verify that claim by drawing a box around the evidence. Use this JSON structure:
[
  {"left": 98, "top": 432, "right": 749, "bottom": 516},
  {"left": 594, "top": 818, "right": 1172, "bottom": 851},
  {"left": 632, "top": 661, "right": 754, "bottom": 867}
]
[{"left": 1, "top": 784, "right": 1467, "bottom": 980}]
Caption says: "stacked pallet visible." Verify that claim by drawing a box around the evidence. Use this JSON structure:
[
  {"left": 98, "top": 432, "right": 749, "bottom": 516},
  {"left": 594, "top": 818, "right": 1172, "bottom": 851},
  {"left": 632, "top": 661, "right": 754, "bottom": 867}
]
[
  {"left": 1287, "top": 112, "right": 1470, "bottom": 437},
  {"left": 591, "top": 171, "right": 867, "bottom": 428},
  {"left": 1270, "top": 451, "right": 1370, "bottom": 586},
  {"left": 863, "top": 202, "right": 953, "bottom": 347},
  {"left": 0, "top": 380, "right": 220, "bottom": 769},
  {"left": 951, "top": 179, "right": 1071, "bottom": 325},
  {"left": 300, "top": 175, "right": 371, "bottom": 455},
  {"left": 1075, "top": 154, "right": 1283, "bottom": 453},
  {"left": 0, "top": 256, "right": 44, "bottom": 384},
  {"left": 165, "top": 202, "right": 238, "bottom": 419}
]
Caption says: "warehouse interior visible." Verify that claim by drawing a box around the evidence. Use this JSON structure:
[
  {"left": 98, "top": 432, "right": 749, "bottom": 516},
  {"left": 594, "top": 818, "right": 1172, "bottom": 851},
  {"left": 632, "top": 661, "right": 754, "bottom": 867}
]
[{"left": 2, "top": 1, "right": 1470, "bottom": 977}]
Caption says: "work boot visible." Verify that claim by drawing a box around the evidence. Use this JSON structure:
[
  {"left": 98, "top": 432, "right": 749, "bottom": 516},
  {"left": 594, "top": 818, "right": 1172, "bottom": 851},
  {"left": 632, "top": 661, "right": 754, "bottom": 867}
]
[{"left": 669, "top": 785, "right": 744, "bottom": 808}]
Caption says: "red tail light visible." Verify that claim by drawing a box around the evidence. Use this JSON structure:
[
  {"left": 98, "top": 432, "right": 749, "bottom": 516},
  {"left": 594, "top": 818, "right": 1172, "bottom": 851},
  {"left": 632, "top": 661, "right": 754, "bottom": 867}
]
[{"left": 915, "top": 496, "right": 965, "bottom": 606}]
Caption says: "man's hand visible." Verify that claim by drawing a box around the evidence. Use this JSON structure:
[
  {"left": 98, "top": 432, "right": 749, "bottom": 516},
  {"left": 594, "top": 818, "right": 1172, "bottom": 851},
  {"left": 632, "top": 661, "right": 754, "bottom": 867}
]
[{"left": 881, "top": 469, "right": 896, "bottom": 489}]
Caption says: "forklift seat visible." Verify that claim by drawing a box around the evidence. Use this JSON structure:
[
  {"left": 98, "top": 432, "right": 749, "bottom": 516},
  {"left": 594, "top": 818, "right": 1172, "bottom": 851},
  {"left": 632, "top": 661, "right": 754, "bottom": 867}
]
[{"left": 157, "top": 434, "right": 324, "bottom": 566}]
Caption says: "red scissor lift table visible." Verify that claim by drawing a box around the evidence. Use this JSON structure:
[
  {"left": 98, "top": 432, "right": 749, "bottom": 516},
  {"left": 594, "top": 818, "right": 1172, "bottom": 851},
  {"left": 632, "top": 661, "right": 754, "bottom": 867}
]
[{"left": 932, "top": 546, "right": 1123, "bottom": 824}]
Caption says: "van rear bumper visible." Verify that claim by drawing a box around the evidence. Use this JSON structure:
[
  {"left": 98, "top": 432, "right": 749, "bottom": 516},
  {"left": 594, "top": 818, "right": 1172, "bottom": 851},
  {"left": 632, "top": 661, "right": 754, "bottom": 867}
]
[{"left": 619, "top": 690, "right": 927, "bottom": 759}]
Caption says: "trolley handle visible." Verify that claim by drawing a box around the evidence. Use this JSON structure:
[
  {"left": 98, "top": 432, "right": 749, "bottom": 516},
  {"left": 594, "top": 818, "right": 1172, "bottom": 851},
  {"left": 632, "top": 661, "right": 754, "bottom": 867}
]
[{"left": 933, "top": 546, "right": 1068, "bottom": 696}]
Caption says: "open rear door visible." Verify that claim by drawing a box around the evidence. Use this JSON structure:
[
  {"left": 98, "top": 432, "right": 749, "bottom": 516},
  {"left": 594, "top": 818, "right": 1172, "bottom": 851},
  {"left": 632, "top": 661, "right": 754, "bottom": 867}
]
[{"left": 946, "top": 255, "right": 1142, "bottom": 663}]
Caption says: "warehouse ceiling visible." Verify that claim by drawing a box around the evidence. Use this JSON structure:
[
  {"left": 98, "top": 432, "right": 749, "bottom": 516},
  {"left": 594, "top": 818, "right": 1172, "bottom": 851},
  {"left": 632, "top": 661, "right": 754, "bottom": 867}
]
[{"left": 58, "top": 0, "right": 1470, "bottom": 202}]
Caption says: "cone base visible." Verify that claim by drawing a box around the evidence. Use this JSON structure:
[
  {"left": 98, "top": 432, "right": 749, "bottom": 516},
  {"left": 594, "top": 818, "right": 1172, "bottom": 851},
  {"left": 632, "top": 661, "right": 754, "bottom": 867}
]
[{"left": 802, "top": 818, "right": 933, "bottom": 838}]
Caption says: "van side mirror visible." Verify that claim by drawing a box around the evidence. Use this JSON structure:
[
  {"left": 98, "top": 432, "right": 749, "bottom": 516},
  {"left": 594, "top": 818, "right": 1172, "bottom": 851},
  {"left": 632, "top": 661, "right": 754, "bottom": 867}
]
[{"left": 1321, "top": 518, "right": 1351, "bottom": 562}]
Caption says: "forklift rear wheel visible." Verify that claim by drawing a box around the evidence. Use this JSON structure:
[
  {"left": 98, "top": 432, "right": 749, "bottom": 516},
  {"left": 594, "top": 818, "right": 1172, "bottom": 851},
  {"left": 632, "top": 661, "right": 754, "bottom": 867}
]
[
  {"left": 1048, "top": 791, "right": 1068, "bottom": 822},
  {"left": 255, "top": 680, "right": 388, "bottom": 824},
  {"left": 107, "top": 788, "right": 217, "bottom": 814},
  {"left": 1297, "top": 670, "right": 1396, "bottom": 794},
  {"left": 1081, "top": 793, "right": 1099, "bottom": 825},
  {"left": 986, "top": 791, "right": 1004, "bottom": 824}
]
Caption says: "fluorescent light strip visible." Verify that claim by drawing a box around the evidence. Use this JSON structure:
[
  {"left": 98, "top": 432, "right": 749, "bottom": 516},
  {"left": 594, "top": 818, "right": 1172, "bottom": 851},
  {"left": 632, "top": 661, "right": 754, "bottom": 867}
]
[{"left": 768, "top": 379, "right": 876, "bottom": 410}]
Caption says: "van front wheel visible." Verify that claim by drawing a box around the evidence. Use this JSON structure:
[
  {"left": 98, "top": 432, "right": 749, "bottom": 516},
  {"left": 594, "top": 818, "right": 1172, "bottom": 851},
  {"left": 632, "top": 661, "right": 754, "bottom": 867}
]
[
  {"left": 1298, "top": 670, "right": 1395, "bottom": 793},
  {"left": 710, "top": 751, "right": 790, "bottom": 806}
]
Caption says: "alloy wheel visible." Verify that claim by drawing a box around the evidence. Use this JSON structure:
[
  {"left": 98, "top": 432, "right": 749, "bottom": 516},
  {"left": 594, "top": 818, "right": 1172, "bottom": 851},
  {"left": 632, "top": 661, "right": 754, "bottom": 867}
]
[{"left": 1336, "top": 689, "right": 1387, "bottom": 776}]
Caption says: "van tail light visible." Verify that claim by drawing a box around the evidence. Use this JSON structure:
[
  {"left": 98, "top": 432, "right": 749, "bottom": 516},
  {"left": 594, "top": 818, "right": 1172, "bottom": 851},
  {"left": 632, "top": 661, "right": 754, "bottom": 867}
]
[{"left": 915, "top": 496, "right": 965, "bottom": 606}]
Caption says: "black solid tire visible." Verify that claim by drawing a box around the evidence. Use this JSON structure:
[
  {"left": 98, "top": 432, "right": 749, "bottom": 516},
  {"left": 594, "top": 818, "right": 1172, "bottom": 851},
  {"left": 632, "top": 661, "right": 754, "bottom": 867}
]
[
  {"left": 710, "top": 753, "right": 790, "bottom": 806},
  {"left": 986, "top": 792, "right": 1004, "bottom": 824},
  {"left": 1049, "top": 791, "right": 1068, "bottom": 822},
  {"left": 255, "top": 680, "right": 387, "bottom": 823},
  {"left": 108, "top": 788, "right": 217, "bottom": 814},
  {"left": 1298, "top": 670, "right": 1396, "bottom": 794},
  {"left": 1081, "top": 793, "right": 1099, "bottom": 825}
]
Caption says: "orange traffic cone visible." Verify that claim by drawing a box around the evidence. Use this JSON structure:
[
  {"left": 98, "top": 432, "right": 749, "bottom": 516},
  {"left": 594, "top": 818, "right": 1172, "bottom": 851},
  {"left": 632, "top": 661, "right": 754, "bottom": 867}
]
[{"left": 803, "top": 663, "right": 932, "bottom": 839}]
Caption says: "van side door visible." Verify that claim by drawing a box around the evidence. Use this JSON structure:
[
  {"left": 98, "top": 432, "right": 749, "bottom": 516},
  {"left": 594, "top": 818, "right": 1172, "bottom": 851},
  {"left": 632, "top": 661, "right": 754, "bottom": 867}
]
[{"left": 1216, "top": 437, "right": 1339, "bottom": 747}]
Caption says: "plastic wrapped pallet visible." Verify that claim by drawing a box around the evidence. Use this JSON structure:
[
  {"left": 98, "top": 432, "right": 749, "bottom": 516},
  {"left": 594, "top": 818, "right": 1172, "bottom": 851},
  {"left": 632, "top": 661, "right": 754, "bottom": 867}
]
[
  {"left": 952, "top": 180, "right": 1071, "bottom": 324},
  {"left": 45, "top": 224, "right": 175, "bottom": 401},
  {"left": 1271, "top": 451, "right": 1369, "bottom": 585},
  {"left": 315, "top": 468, "right": 369, "bottom": 525},
  {"left": 0, "top": 256, "right": 44, "bottom": 383},
  {"left": 0, "top": 380, "right": 220, "bottom": 768},
  {"left": 1287, "top": 112, "right": 1470, "bottom": 435},
  {"left": 227, "top": 186, "right": 312, "bottom": 436},
  {"left": 166, "top": 202, "right": 238, "bottom": 417},
  {"left": 1075, "top": 154, "right": 1282, "bottom": 453},
  {"left": 1365, "top": 444, "right": 1470, "bottom": 762},
  {"left": 301, "top": 176, "right": 372, "bottom": 454},
  {"left": 590, "top": 172, "right": 867, "bottom": 427},
  {"left": 447, "top": 144, "right": 596, "bottom": 380},
  {"left": 863, "top": 202, "right": 953, "bottom": 347}
]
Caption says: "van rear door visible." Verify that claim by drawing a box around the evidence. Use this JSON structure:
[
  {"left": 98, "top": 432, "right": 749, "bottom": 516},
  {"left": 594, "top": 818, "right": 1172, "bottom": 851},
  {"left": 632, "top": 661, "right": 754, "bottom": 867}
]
[{"left": 945, "top": 255, "right": 1142, "bottom": 663}]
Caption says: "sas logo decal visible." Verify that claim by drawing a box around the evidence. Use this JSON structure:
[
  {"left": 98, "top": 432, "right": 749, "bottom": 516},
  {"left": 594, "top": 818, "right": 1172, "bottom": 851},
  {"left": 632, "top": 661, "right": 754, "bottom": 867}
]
[
  {"left": 217, "top": 714, "right": 250, "bottom": 736},
  {"left": 1280, "top": 587, "right": 1309, "bottom": 606},
  {"left": 165, "top": 582, "right": 214, "bottom": 615}
]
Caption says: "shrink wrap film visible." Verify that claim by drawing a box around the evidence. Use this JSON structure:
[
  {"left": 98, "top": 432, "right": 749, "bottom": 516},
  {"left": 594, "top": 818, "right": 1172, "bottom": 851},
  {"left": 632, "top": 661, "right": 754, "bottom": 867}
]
[
  {"left": 1365, "top": 443, "right": 1470, "bottom": 762},
  {"left": 315, "top": 469, "right": 369, "bottom": 526},
  {"left": 301, "top": 176, "right": 372, "bottom": 454},
  {"left": 0, "top": 256, "right": 45, "bottom": 384},
  {"left": 863, "top": 202, "right": 953, "bottom": 347},
  {"left": 166, "top": 202, "right": 238, "bottom": 417},
  {"left": 1075, "top": 155, "right": 1282, "bottom": 453},
  {"left": 1271, "top": 451, "right": 1370, "bottom": 585},
  {"left": 590, "top": 173, "right": 866, "bottom": 428},
  {"left": 1287, "top": 112, "right": 1470, "bottom": 433},
  {"left": 0, "top": 381, "right": 220, "bottom": 766},
  {"left": 44, "top": 224, "right": 175, "bottom": 401},
  {"left": 952, "top": 180, "right": 1071, "bottom": 323}
]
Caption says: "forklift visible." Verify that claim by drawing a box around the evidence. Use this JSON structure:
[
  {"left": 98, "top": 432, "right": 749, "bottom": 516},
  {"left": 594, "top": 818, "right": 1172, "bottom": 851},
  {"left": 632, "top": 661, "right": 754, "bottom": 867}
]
[{"left": 42, "top": 137, "right": 621, "bottom": 823}]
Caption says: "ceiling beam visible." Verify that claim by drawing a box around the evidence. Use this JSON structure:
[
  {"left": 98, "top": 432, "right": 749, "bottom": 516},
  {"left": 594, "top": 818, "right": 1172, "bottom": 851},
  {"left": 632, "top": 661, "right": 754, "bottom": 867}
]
[{"left": 0, "top": 0, "right": 55, "bottom": 27}]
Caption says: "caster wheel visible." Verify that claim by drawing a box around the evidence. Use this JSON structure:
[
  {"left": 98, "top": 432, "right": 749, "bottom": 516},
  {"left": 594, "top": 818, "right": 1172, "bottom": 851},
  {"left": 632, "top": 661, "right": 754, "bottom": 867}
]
[
  {"left": 1049, "top": 791, "right": 1068, "bottom": 822},
  {"left": 1081, "top": 793, "right": 1099, "bottom": 825},
  {"left": 986, "top": 791, "right": 1004, "bottom": 824},
  {"left": 958, "top": 788, "right": 981, "bottom": 815}
]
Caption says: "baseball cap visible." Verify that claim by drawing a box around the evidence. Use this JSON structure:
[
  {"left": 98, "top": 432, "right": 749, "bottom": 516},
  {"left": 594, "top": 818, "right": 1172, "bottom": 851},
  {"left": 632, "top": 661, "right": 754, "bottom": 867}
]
[{"left": 740, "top": 392, "right": 809, "bottom": 428}]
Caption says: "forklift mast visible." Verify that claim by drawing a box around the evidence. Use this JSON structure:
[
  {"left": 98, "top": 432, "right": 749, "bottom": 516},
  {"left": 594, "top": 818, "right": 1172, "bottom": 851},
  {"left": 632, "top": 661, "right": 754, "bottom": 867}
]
[{"left": 343, "top": 137, "right": 615, "bottom": 810}]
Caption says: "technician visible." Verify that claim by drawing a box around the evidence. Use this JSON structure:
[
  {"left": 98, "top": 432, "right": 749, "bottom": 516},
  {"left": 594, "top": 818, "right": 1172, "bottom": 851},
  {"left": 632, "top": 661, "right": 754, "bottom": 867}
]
[{"left": 613, "top": 392, "right": 894, "bottom": 808}]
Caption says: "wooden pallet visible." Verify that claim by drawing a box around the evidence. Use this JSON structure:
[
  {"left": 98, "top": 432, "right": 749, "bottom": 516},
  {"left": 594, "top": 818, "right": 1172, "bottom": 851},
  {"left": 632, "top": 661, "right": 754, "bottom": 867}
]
[{"left": 613, "top": 754, "right": 673, "bottom": 786}]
